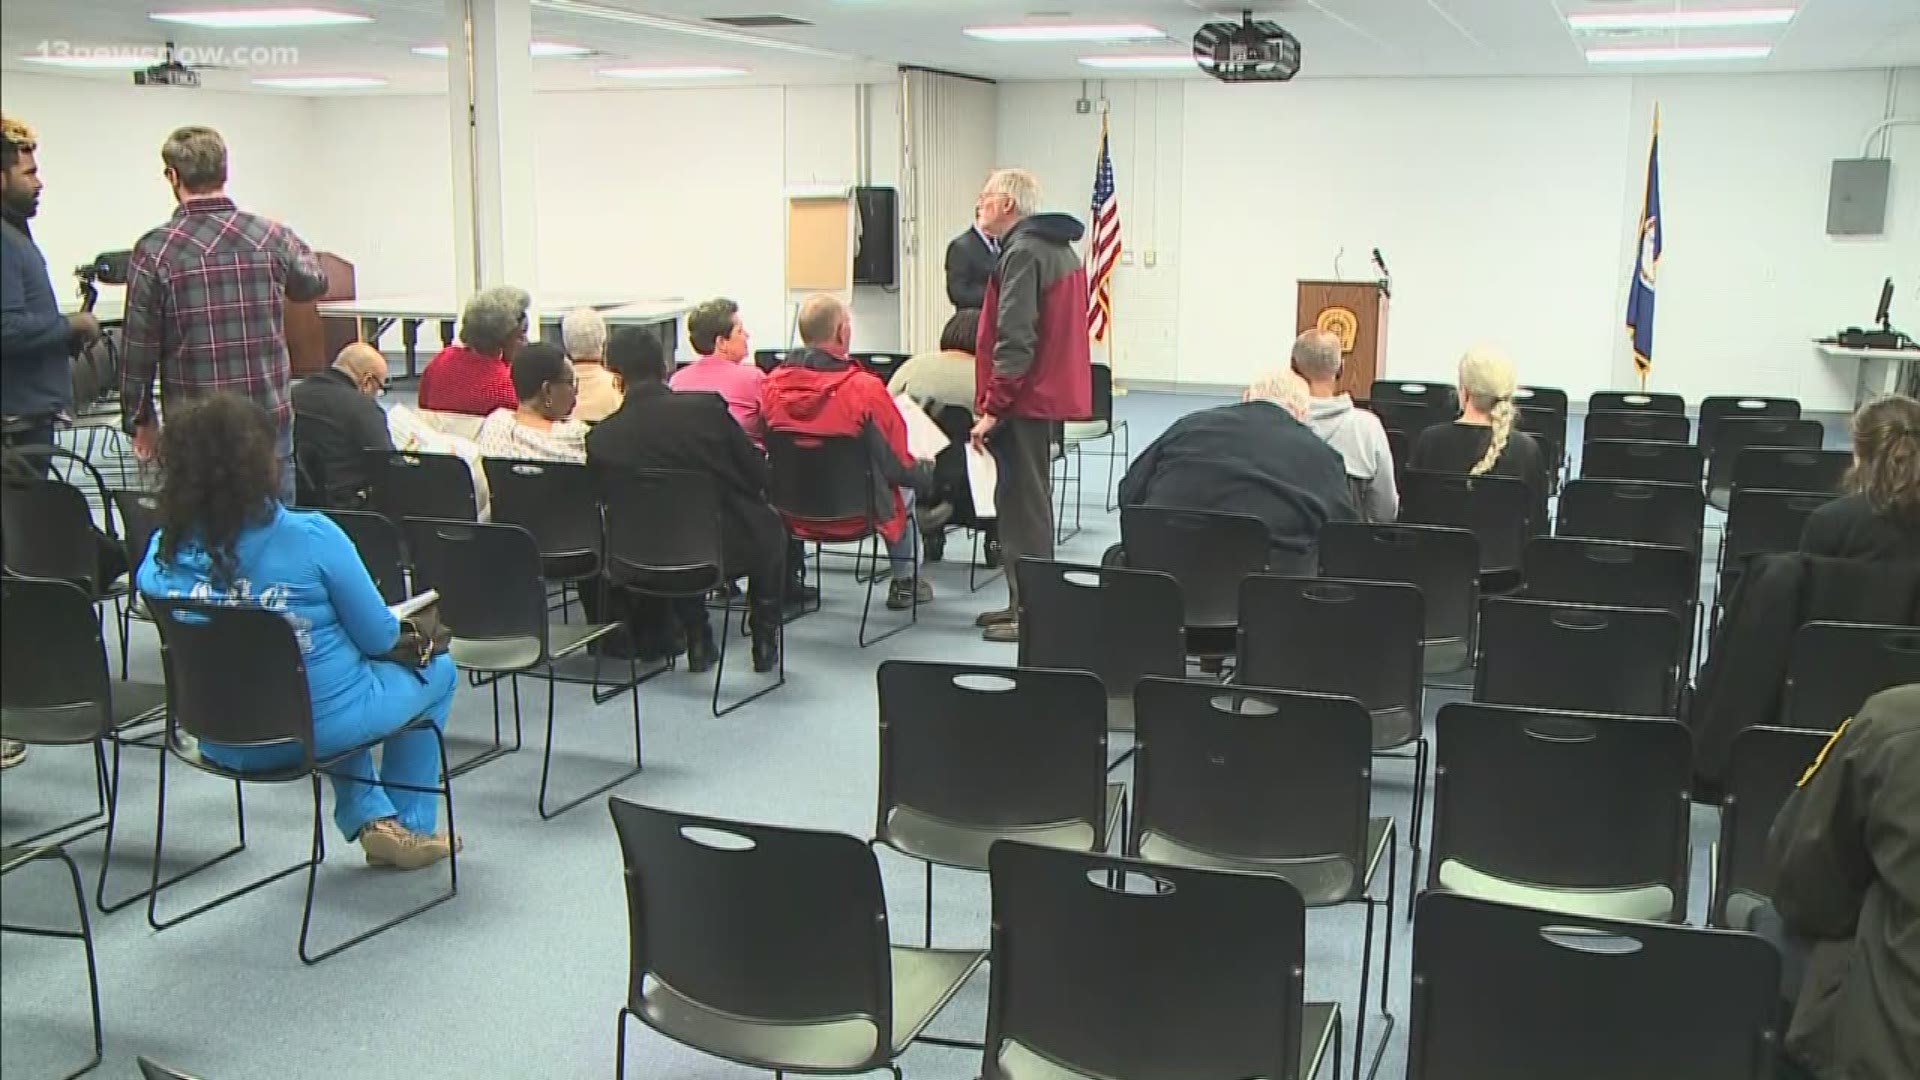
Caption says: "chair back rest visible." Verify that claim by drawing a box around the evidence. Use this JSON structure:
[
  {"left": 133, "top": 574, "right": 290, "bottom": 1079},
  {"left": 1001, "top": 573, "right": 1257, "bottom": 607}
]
[
  {"left": 1515, "top": 405, "right": 1565, "bottom": 468},
  {"left": 401, "top": 518, "right": 548, "bottom": 648},
  {"left": 764, "top": 430, "right": 886, "bottom": 526},
  {"left": 1582, "top": 410, "right": 1692, "bottom": 446},
  {"left": 1513, "top": 385, "right": 1568, "bottom": 417},
  {"left": 851, "top": 351, "right": 910, "bottom": 383},
  {"left": 0, "top": 576, "right": 115, "bottom": 741},
  {"left": 876, "top": 661, "right": 1108, "bottom": 842},
  {"left": 1400, "top": 470, "right": 1533, "bottom": 573},
  {"left": 753, "top": 348, "right": 791, "bottom": 373},
  {"left": 1133, "top": 680, "right": 1373, "bottom": 897},
  {"left": 112, "top": 489, "right": 162, "bottom": 581},
  {"left": 1365, "top": 399, "right": 1434, "bottom": 439},
  {"left": 1119, "top": 506, "right": 1270, "bottom": 629},
  {"left": 596, "top": 467, "right": 723, "bottom": 594},
  {"left": 1371, "top": 379, "right": 1458, "bottom": 418},
  {"left": 147, "top": 596, "right": 314, "bottom": 754},
  {"left": 1580, "top": 439, "right": 1702, "bottom": 487},
  {"left": 1705, "top": 417, "right": 1824, "bottom": 493},
  {"left": 606, "top": 799, "right": 891, "bottom": 1053},
  {"left": 1730, "top": 446, "right": 1850, "bottom": 497},
  {"left": 1, "top": 477, "right": 100, "bottom": 587},
  {"left": 983, "top": 843, "right": 1309, "bottom": 1080},
  {"left": 1016, "top": 560, "right": 1185, "bottom": 702},
  {"left": 1318, "top": 521, "right": 1479, "bottom": 645},
  {"left": 1723, "top": 488, "right": 1836, "bottom": 565},
  {"left": 1432, "top": 703, "right": 1692, "bottom": 903},
  {"left": 1587, "top": 389, "right": 1686, "bottom": 416},
  {"left": 1712, "top": 726, "right": 1830, "bottom": 929},
  {"left": 1087, "top": 363, "right": 1114, "bottom": 425},
  {"left": 371, "top": 450, "right": 478, "bottom": 523},
  {"left": 1238, "top": 575, "right": 1423, "bottom": 719},
  {"left": 320, "top": 508, "right": 410, "bottom": 604},
  {"left": 1556, "top": 479, "right": 1704, "bottom": 553},
  {"left": 1783, "top": 621, "right": 1920, "bottom": 732},
  {"left": 1521, "top": 537, "right": 1694, "bottom": 618},
  {"left": 1476, "top": 598, "right": 1680, "bottom": 718},
  {"left": 484, "top": 458, "right": 602, "bottom": 562},
  {"left": 0, "top": 443, "right": 115, "bottom": 514},
  {"left": 1698, "top": 395, "right": 1801, "bottom": 456},
  {"left": 1409, "top": 892, "right": 1780, "bottom": 1080}
]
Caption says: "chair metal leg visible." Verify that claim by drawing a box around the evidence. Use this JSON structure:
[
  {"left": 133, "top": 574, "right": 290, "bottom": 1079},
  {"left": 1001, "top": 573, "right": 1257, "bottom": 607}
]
[
  {"left": 1408, "top": 736, "right": 1429, "bottom": 921},
  {"left": 448, "top": 671, "right": 522, "bottom": 777},
  {"left": 5, "top": 739, "right": 111, "bottom": 850},
  {"left": 615, "top": 1008, "right": 635, "bottom": 1080},
  {"left": 146, "top": 748, "right": 312, "bottom": 933},
  {"left": 923, "top": 860, "right": 935, "bottom": 948},
  {"left": 857, "top": 530, "right": 913, "bottom": 648},
  {"left": 1, "top": 846, "right": 104, "bottom": 1080},
  {"left": 538, "top": 660, "right": 644, "bottom": 820},
  {"left": 713, "top": 589, "right": 786, "bottom": 717}
]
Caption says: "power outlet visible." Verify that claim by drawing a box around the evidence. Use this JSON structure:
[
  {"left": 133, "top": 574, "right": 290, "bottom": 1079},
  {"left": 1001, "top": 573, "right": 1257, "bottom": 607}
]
[{"left": 1143, "top": 250, "right": 1158, "bottom": 269}]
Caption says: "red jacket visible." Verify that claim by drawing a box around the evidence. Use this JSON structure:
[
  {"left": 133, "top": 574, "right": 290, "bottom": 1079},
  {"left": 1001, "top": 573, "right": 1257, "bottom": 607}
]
[
  {"left": 976, "top": 212, "right": 1094, "bottom": 421},
  {"left": 761, "top": 347, "right": 913, "bottom": 543},
  {"left": 417, "top": 344, "right": 517, "bottom": 417}
]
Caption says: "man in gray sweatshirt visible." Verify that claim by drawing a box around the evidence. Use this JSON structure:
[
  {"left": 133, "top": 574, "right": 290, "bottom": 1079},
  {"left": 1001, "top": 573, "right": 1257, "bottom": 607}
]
[{"left": 1293, "top": 329, "right": 1399, "bottom": 522}]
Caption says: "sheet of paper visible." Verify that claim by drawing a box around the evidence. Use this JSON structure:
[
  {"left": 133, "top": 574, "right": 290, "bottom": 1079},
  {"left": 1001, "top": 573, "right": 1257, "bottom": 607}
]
[
  {"left": 389, "top": 589, "right": 439, "bottom": 621},
  {"left": 966, "top": 443, "right": 998, "bottom": 520},
  {"left": 894, "top": 393, "right": 951, "bottom": 462}
]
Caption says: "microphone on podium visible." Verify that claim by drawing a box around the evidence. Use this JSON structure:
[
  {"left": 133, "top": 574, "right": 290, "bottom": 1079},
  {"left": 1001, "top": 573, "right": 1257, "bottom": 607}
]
[{"left": 1371, "top": 247, "right": 1392, "bottom": 298}]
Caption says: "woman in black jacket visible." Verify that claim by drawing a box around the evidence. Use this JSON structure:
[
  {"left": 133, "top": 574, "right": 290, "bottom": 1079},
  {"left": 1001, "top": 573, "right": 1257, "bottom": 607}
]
[{"left": 1800, "top": 394, "right": 1920, "bottom": 561}]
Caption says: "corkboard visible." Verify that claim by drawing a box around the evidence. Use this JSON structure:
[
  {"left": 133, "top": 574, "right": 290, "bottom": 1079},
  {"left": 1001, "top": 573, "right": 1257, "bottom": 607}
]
[{"left": 786, "top": 195, "right": 852, "bottom": 292}]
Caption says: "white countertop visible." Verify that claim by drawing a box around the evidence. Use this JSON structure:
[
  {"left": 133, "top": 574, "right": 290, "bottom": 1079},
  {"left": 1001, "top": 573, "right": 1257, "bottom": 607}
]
[
  {"left": 320, "top": 295, "right": 687, "bottom": 322},
  {"left": 1815, "top": 341, "right": 1920, "bottom": 361}
]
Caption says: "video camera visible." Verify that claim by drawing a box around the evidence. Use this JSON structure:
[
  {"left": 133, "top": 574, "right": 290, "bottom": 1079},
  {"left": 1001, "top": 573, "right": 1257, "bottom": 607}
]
[{"left": 73, "top": 250, "right": 131, "bottom": 310}]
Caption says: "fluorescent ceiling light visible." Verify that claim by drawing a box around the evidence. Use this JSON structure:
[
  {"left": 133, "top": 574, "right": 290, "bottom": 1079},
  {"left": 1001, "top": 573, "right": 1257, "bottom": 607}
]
[
  {"left": 531, "top": 0, "right": 846, "bottom": 58},
  {"left": 1568, "top": 7, "right": 1796, "bottom": 32},
  {"left": 598, "top": 65, "right": 748, "bottom": 80},
  {"left": 151, "top": 8, "right": 371, "bottom": 29},
  {"left": 253, "top": 75, "right": 387, "bottom": 89},
  {"left": 1078, "top": 54, "right": 1193, "bottom": 70},
  {"left": 966, "top": 24, "right": 1165, "bottom": 43},
  {"left": 22, "top": 54, "right": 153, "bottom": 69},
  {"left": 412, "top": 41, "right": 591, "bottom": 58},
  {"left": 1586, "top": 44, "right": 1774, "bottom": 63}
]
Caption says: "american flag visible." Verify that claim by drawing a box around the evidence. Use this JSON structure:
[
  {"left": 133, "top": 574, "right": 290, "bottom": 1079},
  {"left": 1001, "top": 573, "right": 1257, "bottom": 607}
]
[{"left": 1087, "top": 115, "right": 1121, "bottom": 342}]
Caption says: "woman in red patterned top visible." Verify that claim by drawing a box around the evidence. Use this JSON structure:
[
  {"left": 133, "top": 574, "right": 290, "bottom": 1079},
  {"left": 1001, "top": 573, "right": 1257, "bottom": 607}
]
[{"left": 417, "top": 285, "right": 528, "bottom": 416}]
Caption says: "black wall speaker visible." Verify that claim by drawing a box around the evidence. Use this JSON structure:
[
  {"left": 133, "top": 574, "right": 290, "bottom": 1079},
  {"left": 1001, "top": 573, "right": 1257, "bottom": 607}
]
[{"left": 853, "top": 185, "right": 898, "bottom": 287}]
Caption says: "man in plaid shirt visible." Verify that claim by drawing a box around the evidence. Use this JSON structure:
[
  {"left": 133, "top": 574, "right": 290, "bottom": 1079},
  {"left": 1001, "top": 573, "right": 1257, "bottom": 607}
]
[{"left": 122, "top": 126, "right": 329, "bottom": 500}]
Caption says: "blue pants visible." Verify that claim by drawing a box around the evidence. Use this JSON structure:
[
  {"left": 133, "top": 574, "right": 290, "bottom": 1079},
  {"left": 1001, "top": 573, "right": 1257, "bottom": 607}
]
[
  {"left": 201, "top": 655, "right": 458, "bottom": 839},
  {"left": 885, "top": 489, "right": 920, "bottom": 579}
]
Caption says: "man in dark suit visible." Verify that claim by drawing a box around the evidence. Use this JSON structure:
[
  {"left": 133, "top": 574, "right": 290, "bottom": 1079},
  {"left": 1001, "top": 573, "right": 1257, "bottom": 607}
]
[
  {"left": 944, "top": 208, "right": 999, "bottom": 310},
  {"left": 290, "top": 342, "right": 392, "bottom": 507},
  {"left": 586, "top": 326, "right": 785, "bottom": 672}
]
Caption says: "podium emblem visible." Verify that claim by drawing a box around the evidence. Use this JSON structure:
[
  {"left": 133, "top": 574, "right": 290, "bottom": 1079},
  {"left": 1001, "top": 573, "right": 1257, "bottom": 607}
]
[{"left": 1315, "top": 306, "right": 1359, "bottom": 352}]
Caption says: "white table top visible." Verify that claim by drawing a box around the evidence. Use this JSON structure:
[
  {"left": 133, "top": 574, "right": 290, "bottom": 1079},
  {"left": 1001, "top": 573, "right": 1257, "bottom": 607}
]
[
  {"left": 1815, "top": 341, "right": 1920, "bottom": 361},
  {"left": 319, "top": 295, "right": 686, "bottom": 322}
]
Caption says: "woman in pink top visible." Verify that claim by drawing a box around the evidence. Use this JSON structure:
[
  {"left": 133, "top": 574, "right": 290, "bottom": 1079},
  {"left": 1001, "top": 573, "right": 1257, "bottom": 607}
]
[{"left": 669, "top": 297, "right": 764, "bottom": 445}]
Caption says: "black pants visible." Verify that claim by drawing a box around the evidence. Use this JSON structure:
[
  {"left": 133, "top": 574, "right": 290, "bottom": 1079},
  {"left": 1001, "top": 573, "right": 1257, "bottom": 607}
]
[{"left": 993, "top": 417, "right": 1054, "bottom": 611}]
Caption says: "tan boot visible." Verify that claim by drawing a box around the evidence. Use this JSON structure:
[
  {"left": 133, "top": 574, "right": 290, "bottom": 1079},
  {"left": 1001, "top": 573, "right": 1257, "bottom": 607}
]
[{"left": 359, "top": 818, "right": 455, "bottom": 870}]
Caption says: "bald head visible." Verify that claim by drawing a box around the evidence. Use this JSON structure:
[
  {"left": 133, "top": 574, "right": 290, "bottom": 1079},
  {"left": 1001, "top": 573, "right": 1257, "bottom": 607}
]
[
  {"left": 333, "top": 342, "right": 388, "bottom": 397},
  {"left": 797, "top": 294, "right": 851, "bottom": 351}
]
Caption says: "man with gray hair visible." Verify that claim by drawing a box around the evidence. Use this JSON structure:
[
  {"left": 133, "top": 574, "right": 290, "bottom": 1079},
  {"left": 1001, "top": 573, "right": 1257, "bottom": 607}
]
[
  {"left": 1292, "top": 328, "right": 1399, "bottom": 522},
  {"left": 417, "top": 285, "right": 531, "bottom": 417},
  {"left": 1116, "top": 368, "right": 1355, "bottom": 574},
  {"left": 122, "top": 124, "right": 329, "bottom": 499},
  {"left": 561, "top": 306, "right": 620, "bottom": 423}
]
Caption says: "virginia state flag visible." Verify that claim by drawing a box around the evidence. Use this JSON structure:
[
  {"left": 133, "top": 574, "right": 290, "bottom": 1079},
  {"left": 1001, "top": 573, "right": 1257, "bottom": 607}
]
[{"left": 1625, "top": 108, "right": 1662, "bottom": 379}]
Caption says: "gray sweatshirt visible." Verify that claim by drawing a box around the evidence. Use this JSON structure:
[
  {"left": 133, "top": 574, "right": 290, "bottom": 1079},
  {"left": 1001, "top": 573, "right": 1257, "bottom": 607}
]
[{"left": 1303, "top": 393, "right": 1399, "bottom": 523}]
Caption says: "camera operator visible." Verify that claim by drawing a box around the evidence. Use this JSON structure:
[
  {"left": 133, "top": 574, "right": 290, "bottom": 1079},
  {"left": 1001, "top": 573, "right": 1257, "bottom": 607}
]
[{"left": 1, "top": 114, "right": 100, "bottom": 461}]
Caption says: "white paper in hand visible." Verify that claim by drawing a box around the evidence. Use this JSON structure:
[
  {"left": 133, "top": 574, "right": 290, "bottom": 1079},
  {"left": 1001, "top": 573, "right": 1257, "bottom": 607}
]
[
  {"left": 966, "top": 443, "right": 998, "bottom": 519},
  {"left": 893, "top": 394, "right": 950, "bottom": 462},
  {"left": 389, "top": 589, "right": 439, "bottom": 621}
]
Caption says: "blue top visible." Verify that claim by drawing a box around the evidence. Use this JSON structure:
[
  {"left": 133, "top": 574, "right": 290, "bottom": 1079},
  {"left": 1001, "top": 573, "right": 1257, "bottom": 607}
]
[
  {"left": 138, "top": 505, "right": 401, "bottom": 718},
  {"left": 0, "top": 218, "right": 73, "bottom": 418}
]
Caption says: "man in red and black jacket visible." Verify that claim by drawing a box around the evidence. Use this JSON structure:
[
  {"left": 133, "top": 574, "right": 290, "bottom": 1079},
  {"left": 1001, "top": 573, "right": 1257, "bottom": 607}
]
[
  {"left": 970, "top": 167, "right": 1093, "bottom": 643},
  {"left": 762, "top": 294, "right": 935, "bottom": 611}
]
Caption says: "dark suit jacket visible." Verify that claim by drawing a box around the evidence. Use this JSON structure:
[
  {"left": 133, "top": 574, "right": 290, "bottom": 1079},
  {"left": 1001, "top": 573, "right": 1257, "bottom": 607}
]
[
  {"left": 291, "top": 367, "right": 392, "bottom": 508},
  {"left": 944, "top": 226, "right": 996, "bottom": 310}
]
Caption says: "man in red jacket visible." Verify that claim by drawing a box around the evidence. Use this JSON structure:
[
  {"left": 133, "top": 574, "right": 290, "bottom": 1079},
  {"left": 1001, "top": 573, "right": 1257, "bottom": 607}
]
[
  {"left": 762, "top": 294, "right": 934, "bottom": 611},
  {"left": 970, "top": 168, "right": 1093, "bottom": 642}
]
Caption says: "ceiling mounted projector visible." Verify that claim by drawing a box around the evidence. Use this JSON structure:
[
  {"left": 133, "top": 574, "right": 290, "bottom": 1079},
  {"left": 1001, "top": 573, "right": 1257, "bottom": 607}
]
[{"left": 1193, "top": 9, "right": 1301, "bottom": 83}]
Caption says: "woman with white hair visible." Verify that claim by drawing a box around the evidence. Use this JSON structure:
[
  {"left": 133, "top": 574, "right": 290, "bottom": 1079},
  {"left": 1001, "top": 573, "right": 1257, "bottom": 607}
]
[
  {"left": 1408, "top": 346, "right": 1547, "bottom": 505},
  {"left": 417, "top": 285, "right": 530, "bottom": 417},
  {"left": 561, "top": 306, "right": 620, "bottom": 423}
]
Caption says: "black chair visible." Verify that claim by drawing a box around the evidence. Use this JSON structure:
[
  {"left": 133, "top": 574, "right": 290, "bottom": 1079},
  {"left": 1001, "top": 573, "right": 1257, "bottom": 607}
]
[
  {"left": 1062, "top": 364, "right": 1129, "bottom": 513},
  {"left": 136, "top": 1059, "right": 204, "bottom": 1080},
  {"left": 1710, "top": 725, "right": 1830, "bottom": 930},
  {"left": 319, "top": 508, "right": 410, "bottom": 605},
  {"left": 851, "top": 350, "right": 910, "bottom": 384},
  {"left": 1118, "top": 506, "right": 1271, "bottom": 648},
  {"left": 753, "top": 348, "right": 793, "bottom": 373},
  {"left": 765, "top": 430, "right": 915, "bottom": 647},
  {"left": 110, "top": 488, "right": 163, "bottom": 658},
  {"left": 1430, "top": 703, "right": 1692, "bottom": 922},
  {"left": 1, "top": 474, "right": 132, "bottom": 675},
  {"left": 1580, "top": 439, "right": 1703, "bottom": 487},
  {"left": 1319, "top": 521, "right": 1481, "bottom": 678},
  {"left": 1365, "top": 399, "right": 1433, "bottom": 441},
  {"left": 483, "top": 458, "right": 604, "bottom": 596},
  {"left": 369, "top": 449, "right": 478, "bottom": 524},
  {"left": 1557, "top": 478, "right": 1704, "bottom": 554},
  {"left": 291, "top": 408, "right": 356, "bottom": 510},
  {"left": 873, "top": 661, "right": 1123, "bottom": 947},
  {"left": 1698, "top": 394, "right": 1801, "bottom": 464},
  {"left": 1582, "top": 409, "right": 1691, "bottom": 446},
  {"left": 607, "top": 798, "right": 985, "bottom": 1080},
  {"left": 983, "top": 842, "right": 1343, "bottom": 1080},
  {"left": 1371, "top": 379, "right": 1458, "bottom": 424},
  {"left": 1514, "top": 405, "right": 1565, "bottom": 493},
  {"left": 598, "top": 467, "right": 784, "bottom": 716},
  {"left": 1716, "top": 488, "right": 1836, "bottom": 607},
  {"left": 1513, "top": 385, "right": 1568, "bottom": 417},
  {"left": 1408, "top": 892, "right": 1780, "bottom": 1080},
  {"left": 1705, "top": 417, "right": 1823, "bottom": 509},
  {"left": 1730, "top": 446, "right": 1850, "bottom": 498},
  {"left": 142, "top": 598, "right": 456, "bottom": 963},
  {"left": 1131, "top": 680, "right": 1394, "bottom": 1079},
  {"left": 1782, "top": 621, "right": 1920, "bottom": 732},
  {"left": 1587, "top": 389, "right": 1686, "bottom": 416},
  {"left": 1476, "top": 598, "right": 1682, "bottom": 718},
  {"left": 403, "top": 518, "right": 642, "bottom": 816},
  {"left": 1401, "top": 470, "right": 1534, "bottom": 577},
  {"left": 1520, "top": 537, "right": 1696, "bottom": 668},
  {"left": 1016, "top": 559, "right": 1184, "bottom": 740},
  {"left": 931, "top": 405, "right": 1001, "bottom": 592},
  {"left": 2, "top": 840, "right": 102, "bottom": 1080}
]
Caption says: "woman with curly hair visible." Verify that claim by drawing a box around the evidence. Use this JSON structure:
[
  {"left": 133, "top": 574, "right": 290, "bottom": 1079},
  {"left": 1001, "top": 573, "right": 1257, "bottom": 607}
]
[
  {"left": 1800, "top": 393, "right": 1920, "bottom": 561},
  {"left": 136, "top": 394, "right": 458, "bottom": 868}
]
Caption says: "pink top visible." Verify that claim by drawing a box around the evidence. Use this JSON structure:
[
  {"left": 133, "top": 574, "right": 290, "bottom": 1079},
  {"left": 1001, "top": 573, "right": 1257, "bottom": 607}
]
[{"left": 670, "top": 355, "right": 766, "bottom": 446}]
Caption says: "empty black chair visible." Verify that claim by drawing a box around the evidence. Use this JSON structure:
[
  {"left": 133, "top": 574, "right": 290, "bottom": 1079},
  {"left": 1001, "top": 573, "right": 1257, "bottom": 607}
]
[
  {"left": 1476, "top": 598, "right": 1681, "bottom": 718},
  {"left": 1717, "top": 489, "right": 1836, "bottom": 605},
  {"left": 1371, "top": 379, "right": 1458, "bottom": 422},
  {"left": 1710, "top": 725, "right": 1830, "bottom": 930},
  {"left": 1319, "top": 521, "right": 1480, "bottom": 677},
  {"left": 765, "top": 430, "right": 914, "bottom": 647},
  {"left": 1698, "top": 394, "right": 1801, "bottom": 461},
  {"left": 1513, "top": 385, "right": 1568, "bottom": 417},
  {"left": 753, "top": 348, "right": 792, "bottom": 373},
  {"left": 3, "top": 474, "right": 133, "bottom": 677},
  {"left": 1582, "top": 409, "right": 1691, "bottom": 446},
  {"left": 111, "top": 488, "right": 164, "bottom": 658},
  {"left": 1557, "top": 478, "right": 1704, "bottom": 554},
  {"left": 1409, "top": 892, "right": 1780, "bottom": 1080},
  {"left": 369, "top": 449, "right": 477, "bottom": 524},
  {"left": 1062, "top": 364, "right": 1129, "bottom": 513},
  {"left": 1118, "top": 506, "right": 1271, "bottom": 643},
  {"left": 1016, "top": 560, "right": 1184, "bottom": 735},
  {"left": 1705, "top": 417, "right": 1823, "bottom": 509},
  {"left": 3, "top": 840, "right": 102, "bottom": 1080},
  {"left": 607, "top": 799, "right": 984, "bottom": 1080},
  {"left": 1521, "top": 537, "right": 1694, "bottom": 618},
  {"left": 851, "top": 350, "right": 910, "bottom": 383},
  {"left": 1514, "top": 405, "right": 1565, "bottom": 490},
  {"left": 1731, "top": 446, "right": 1850, "bottom": 498},
  {"left": 1401, "top": 470, "right": 1535, "bottom": 577},
  {"left": 983, "top": 842, "right": 1342, "bottom": 1080},
  {"left": 1581, "top": 439, "right": 1703, "bottom": 487},
  {"left": 483, "top": 458, "right": 603, "bottom": 588},
  {"left": 320, "top": 508, "right": 409, "bottom": 605},
  {"left": 1366, "top": 398, "right": 1434, "bottom": 440},
  {"left": 1782, "top": 621, "right": 1920, "bottom": 732},
  {"left": 1431, "top": 703, "right": 1692, "bottom": 921},
  {"left": 1588, "top": 389, "right": 1686, "bottom": 416}
]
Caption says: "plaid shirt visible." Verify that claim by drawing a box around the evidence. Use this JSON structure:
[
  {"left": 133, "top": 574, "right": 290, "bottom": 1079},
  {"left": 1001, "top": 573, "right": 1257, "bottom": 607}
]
[{"left": 121, "top": 196, "right": 328, "bottom": 433}]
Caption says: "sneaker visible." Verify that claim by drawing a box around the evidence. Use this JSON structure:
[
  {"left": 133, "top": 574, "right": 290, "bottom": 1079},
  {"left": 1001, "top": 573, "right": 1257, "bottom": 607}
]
[
  {"left": 0, "top": 739, "right": 25, "bottom": 770},
  {"left": 983, "top": 620, "right": 1020, "bottom": 644},
  {"left": 360, "top": 818, "right": 455, "bottom": 870},
  {"left": 887, "top": 578, "right": 933, "bottom": 611},
  {"left": 974, "top": 607, "right": 1016, "bottom": 628}
]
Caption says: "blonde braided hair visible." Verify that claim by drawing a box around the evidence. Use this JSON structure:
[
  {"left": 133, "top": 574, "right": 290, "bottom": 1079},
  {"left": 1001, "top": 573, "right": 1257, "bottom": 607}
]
[{"left": 1458, "top": 346, "right": 1518, "bottom": 476}]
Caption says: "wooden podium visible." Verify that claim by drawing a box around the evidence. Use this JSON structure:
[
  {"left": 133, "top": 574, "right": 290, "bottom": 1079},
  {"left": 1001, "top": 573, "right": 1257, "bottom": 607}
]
[
  {"left": 285, "top": 252, "right": 358, "bottom": 376},
  {"left": 1296, "top": 280, "right": 1389, "bottom": 400}
]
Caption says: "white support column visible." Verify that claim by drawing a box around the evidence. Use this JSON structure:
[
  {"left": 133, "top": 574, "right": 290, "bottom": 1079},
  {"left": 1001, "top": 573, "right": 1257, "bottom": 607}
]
[{"left": 446, "top": 0, "right": 537, "bottom": 306}]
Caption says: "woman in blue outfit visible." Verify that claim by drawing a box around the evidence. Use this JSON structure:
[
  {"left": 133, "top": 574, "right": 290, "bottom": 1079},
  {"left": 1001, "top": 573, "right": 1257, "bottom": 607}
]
[{"left": 138, "top": 394, "right": 459, "bottom": 869}]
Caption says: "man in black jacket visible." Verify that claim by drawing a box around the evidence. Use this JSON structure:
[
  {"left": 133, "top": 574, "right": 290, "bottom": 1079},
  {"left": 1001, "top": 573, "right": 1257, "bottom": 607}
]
[
  {"left": 586, "top": 326, "right": 785, "bottom": 671},
  {"left": 290, "top": 342, "right": 392, "bottom": 508},
  {"left": 944, "top": 209, "right": 998, "bottom": 311}
]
